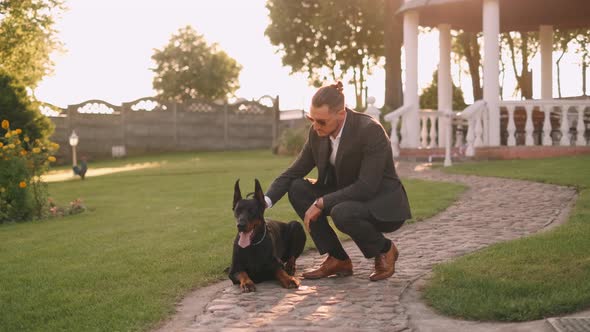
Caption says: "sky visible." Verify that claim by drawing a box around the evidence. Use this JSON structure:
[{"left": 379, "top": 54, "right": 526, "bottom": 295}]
[{"left": 34, "top": 0, "right": 588, "bottom": 111}]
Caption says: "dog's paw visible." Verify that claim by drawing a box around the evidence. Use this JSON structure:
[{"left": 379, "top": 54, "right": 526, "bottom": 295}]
[
  {"left": 240, "top": 280, "right": 256, "bottom": 293},
  {"left": 281, "top": 276, "right": 300, "bottom": 289}
]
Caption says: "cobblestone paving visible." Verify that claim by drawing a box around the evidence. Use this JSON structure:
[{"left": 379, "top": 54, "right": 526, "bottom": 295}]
[
  {"left": 174, "top": 163, "right": 577, "bottom": 332},
  {"left": 548, "top": 318, "right": 590, "bottom": 332}
]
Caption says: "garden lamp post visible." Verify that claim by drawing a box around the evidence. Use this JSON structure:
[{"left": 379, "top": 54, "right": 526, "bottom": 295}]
[{"left": 69, "top": 130, "right": 79, "bottom": 167}]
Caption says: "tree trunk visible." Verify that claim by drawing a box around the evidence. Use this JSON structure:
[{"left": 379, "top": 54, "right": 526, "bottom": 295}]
[
  {"left": 352, "top": 68, "right": 360, "bottom": 109},
  {"left": 556, "top": 50, "right": 566, "bottom": 98},
  {"left": 458, "top": 32, "right": 483, "bottom": 100},
  {"left": 384, "top": 0, "right": 403, "bottom": 110},
  {"left": 583, "top": 60, "right": 588, "bottom": 96},
  {"left": 506, "top": 33, "right": 524, "bottom": 99},
  {"left": 520, "top": 32, "right": 533, "bottom": 99},
  {"left": 359, "top": 61, "right": 365, "bottom": 109}
]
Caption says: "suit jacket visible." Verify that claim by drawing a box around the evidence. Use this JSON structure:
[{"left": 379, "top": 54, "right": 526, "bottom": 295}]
[{"left": 266, "top": 108, "right": 412, "bottom": 222}]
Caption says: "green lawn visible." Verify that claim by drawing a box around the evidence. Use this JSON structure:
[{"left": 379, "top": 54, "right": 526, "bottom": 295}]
[
  {"left": 0, "top": 150, "right": 465, "bottom": 332},
  {"left": 425, "top": 155, "right": 590, "bottom": 321}
]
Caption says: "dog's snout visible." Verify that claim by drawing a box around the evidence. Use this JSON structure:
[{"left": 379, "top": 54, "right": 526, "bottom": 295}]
[{"left": 237, "top": 221, "right": 247, "bottom": 232}]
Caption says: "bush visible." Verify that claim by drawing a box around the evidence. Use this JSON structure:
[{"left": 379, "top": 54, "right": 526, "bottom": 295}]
[
  {"left": 420, "top": 70, "right": 467, "bottom": 111},
  {"left": 0, "top": 157, "right": 33, "bottom": 221},
  {"left": 0, "top": 119, "right": 58, "bottom": 223},
  {"left": 277, "top": 126, "right": 308, "bottom": 156},
  {"left": 0, "top": 71, "right": 54, "bottom": 143}
]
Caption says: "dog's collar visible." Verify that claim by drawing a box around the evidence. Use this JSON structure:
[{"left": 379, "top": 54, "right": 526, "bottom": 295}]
[{"left": 251, "top": 224, "right": 267, "bottom": 246}]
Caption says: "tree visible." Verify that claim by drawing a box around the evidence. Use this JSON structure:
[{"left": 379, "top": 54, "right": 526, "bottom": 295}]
[
  {"left": 0, "top": 70, "right": 54, "bottom": 142},
  {"left": 265, "top": 0, "right": 385, "bottom": 109},
  {"left": 452, "top": 31, "right": 483, "bottom": 101},
  {"left": 502, "top": 31, "right": 539, "bottom": 99},
  {"left": 151, "top": 26, "right": 242, "bottom": 103},
  {"left": 419, "top": 70, "right": 467, "bottom": 111},
  {"left": 573, "top": 30, "right": 590, "bottom": 96},
  {"left": 0, "top": 0, "right": 65, "bottom": 89},
  {"left": 383, "top": 0, "right": 403, "bottom": 111},
  {"left": 553, "top": 29, "right": 578, "bottom": 98}
]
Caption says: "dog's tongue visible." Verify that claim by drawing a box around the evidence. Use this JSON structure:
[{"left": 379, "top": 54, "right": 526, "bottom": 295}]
[{"left": 238, "top": 230, "right": 253, "bottom": 248}]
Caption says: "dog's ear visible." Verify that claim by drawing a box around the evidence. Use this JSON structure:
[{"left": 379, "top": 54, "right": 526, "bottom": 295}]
[
  {"left": 233, "top": 179, "right": 242, "bottom": 210},
  {"left": 254, "top": 179, "right": 265, "bottom": 207}
]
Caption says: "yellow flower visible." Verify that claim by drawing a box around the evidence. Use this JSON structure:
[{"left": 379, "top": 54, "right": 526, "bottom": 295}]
[
  {"left": 48, "top": 156, "right": 56, "bottom": 162},
  {"left": 8, "top": 144, "right": 15, "bottom": 149},
  {"left": 1, "top": 120, "right": 8, "bottom": 129},
  {"left": 51, "top": 143, "right": 60, "bottom": 149},
  {"left": 0, "top": 142, "right": 3, "bottom": 148},
  {"left": 24, "top": 137, "right": 30, "bottom": 142},
  {"left": 20, "top": 150, "right": 27, "bottom": 156},
  {"left": 32, "top": 147, "right": 41, "bottom": 154},
  {"left": 19, "top": 181, "right": 27, "bottom": 188},
  {"left": 15, "top": 129, "right": 22, "bottom": 134},
  {"left": 5, "top": 132, "right": 11, "bottom": 138}
]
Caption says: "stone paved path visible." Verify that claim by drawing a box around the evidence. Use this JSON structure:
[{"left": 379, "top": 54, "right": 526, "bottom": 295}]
[{"left": 156, "top": 162, "right": 577, "bottom": 332}]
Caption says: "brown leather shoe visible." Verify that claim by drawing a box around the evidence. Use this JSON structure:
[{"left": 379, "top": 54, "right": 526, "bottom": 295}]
[
  {"left": 369, "top": 242, "right": 399, "bottom": 281},
  {"left": 302, "top": 256, "right": 353, "bottom": 279}
]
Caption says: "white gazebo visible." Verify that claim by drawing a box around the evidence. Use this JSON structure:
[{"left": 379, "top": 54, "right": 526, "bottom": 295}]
[{"left": 385, "top": 0, "right": 590, "bottom": 159}]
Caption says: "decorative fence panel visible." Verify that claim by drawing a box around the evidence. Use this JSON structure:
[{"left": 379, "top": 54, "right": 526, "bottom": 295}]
[{"left": 45, "top": 96, "right": 279, "bottom": 163}]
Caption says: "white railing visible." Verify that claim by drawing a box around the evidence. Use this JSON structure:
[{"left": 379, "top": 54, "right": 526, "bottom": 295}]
[
  {"left": 500, "top": 100, "right": 590, "bottom": 147},
  {"left": 384, "top": 100, "right": 487, "bottom": 158},
  {"left": 384, "top": 104, "right": 414, "bottom": 157},
  {"left": 456, "top": 100, "right": 487, "bottom": 156}
]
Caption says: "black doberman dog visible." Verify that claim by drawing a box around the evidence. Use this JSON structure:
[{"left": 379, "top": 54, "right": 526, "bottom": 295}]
[{"left": 229, "top": 179, "right": 306, "bottom": 292}]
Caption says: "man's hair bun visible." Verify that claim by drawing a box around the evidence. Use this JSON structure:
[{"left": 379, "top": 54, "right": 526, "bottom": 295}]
[{"left": 332, "top": 81, "right": 344, "bottom": 93}]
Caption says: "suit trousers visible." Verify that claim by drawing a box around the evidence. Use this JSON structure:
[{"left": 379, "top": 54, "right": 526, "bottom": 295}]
[{"left": 287, "top": 178, "right": 404, "bottom": 259}]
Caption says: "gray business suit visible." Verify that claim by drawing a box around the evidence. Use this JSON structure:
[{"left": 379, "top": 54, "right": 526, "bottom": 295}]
[{"left": 266, "top": 108, "right": 412, "bottom": 258}]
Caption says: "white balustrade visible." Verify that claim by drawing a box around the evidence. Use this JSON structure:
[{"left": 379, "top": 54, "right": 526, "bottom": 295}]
[
  {"left": 429, "top": 114, "right": 438, "bottom": 148},
  {"left": 542, "top": 105, "right": 553, "bottom": 146},
  {"left": 506, "top": 105, "right": 516, "bottom": 146},
  {"left": 383, "top": 99, "right": 589, "bottom": 158},
  {"left": 465, "top": 117, "right": 475, "bottom": 156},
  {"left": 390, "top": 115, "right": 401, "bottom": 157},
  {"left": 455, "top": 123, "right": 464, "bottom": 148},
  {"left": 474, "top": 112, "right": 484, "bottom": 147},
  {"left": 524, "top": 104, "right": 535, "bottom": 146},
  {"left": 364, "top": 96, "right": 380, "bottom": 121},
  {"left": 418, "top": 110, "right": 439, "bottom": 149},
  {"left": 576, "top": 106, "right": 587, "bottom": 146},
  {"left": 384, "top": 104, "right": 413, "bottom": 157},
  {"left": 420, "top": 115, "right": 428, "bottom": 148},
  {"left": 500, "top": 100, "right": 590, "bottom": 147},
  {"left": 560, "top": 105, "right": 571, "bottom": 146},
  {"left": 456, "top": 100, "right": 487, "bottom": 156}
]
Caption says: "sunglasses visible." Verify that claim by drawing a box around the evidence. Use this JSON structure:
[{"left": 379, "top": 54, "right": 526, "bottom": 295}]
[{"left": 305, "top": 114, "right": 329, "bottom": 127}]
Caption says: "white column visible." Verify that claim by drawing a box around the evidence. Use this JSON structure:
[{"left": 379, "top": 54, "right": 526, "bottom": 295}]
[
  {"left": 438, "top": 24, "right": 452, "bottom": 148},
  {"left": 403, "top": 10, "right": 420, "bottom": 148},
  {"left": 483, "top": 0, "right": 500, "bottom": 146},
  {"left": 540, "top": 25, "right": 553, "bottom": 100}
]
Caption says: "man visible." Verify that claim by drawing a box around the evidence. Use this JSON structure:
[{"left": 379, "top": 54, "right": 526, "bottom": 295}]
[{"left": 265, "top": 82, "right": 411, "bottom": 281}]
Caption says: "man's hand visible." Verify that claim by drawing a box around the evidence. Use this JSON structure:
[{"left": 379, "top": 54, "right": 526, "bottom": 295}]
[{"left": 303, "top": 197, "right": 324, "bottom": 233}]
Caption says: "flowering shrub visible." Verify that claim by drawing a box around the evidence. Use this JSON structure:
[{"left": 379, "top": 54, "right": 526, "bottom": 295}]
[
  {"left": 0, "top": 119, "right": 59, "bottom": 222},
  {"left": 47, "top": 197, "right": 86, "bottom": 218}
]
